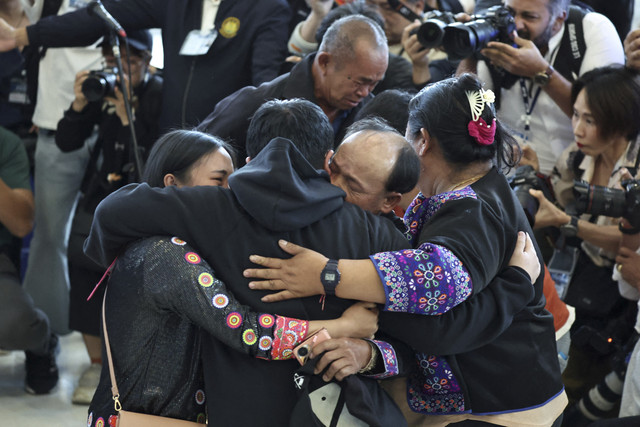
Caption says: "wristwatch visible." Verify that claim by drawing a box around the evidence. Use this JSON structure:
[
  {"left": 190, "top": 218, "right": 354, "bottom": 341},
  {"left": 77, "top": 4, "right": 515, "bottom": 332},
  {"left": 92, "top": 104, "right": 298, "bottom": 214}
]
[
  {"left": 533, "top": 65, "right": 555, "bottom": 87},
  {"left": 320, "top": 259, "right": 341, "bottom": 295},
  {"left": 560, "top": 216, "right": 579, "bottom": 237}
]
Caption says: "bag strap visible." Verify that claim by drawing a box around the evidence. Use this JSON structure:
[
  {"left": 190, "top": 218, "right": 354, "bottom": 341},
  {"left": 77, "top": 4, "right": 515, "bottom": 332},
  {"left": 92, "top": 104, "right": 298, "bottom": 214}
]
[
  {"left": 102, "top": 288, "right": 123, "bottom": 412},
  {"left": 554, "top": 5, "right": 588, "bottom": 83}
]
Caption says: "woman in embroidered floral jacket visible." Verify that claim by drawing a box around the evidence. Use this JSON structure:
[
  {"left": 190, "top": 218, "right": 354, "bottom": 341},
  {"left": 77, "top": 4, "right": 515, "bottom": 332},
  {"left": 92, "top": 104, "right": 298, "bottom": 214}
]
[{"left": 245, "top": 74, "right": 565, "bottom": 425}]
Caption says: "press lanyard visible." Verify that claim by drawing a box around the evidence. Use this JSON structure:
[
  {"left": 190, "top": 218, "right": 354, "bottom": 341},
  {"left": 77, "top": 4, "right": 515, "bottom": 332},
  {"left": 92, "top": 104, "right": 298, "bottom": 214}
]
[
  {"left": 519, "top": 78, "right": 542, "bottom": 140},
  {"left": 518, "top": 42, "right": 560, "bottom": 140}
]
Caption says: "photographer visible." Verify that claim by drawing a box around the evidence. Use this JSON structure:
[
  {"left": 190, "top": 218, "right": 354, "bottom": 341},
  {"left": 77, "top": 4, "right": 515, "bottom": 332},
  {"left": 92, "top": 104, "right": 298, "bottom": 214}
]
[
  {"left": 458, "top": 0, "right": 623, "bottom": 175},
  {"left": 524, "top": 66, "right": 640, "bottom": 413},
  {"left": 54, "top": 29, "right": 162, "bottom": 405},
  {"left": 615, "top": 218, "right": 640, "bottom": 419}
]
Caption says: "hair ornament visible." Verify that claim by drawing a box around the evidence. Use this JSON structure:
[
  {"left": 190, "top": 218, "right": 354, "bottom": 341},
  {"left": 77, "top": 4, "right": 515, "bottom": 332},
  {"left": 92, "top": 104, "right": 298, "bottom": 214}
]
[
  {"left": 465, "top": 88, "right": 496, "bottom": 145},
  {"left": 465, "top": 88, "right": 495, "bottom": 122},
  {"left": 468, "top": 117, "right": 496, "bottom": 146}
]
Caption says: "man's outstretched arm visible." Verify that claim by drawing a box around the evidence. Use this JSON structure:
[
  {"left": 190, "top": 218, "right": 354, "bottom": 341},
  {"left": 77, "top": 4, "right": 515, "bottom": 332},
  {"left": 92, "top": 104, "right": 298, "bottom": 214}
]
[
  {"left": 0, "top": 0, "right": 159, "bottom": 52},
  {"left": 84, "top": 183, "right": 230, "bottom": 267}
]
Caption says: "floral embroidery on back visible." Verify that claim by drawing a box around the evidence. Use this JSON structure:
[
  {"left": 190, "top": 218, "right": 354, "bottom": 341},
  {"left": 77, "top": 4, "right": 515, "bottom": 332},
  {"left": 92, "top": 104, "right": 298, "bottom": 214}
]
[{"left": 404, "top": 187, "right": 477, "bottom": 245}]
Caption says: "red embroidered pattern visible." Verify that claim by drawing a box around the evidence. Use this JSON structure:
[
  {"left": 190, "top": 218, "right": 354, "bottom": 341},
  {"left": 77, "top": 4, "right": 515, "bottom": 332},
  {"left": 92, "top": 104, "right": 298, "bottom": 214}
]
[{"left": 271, "top": 316, "right": 309, "bottom": 360}]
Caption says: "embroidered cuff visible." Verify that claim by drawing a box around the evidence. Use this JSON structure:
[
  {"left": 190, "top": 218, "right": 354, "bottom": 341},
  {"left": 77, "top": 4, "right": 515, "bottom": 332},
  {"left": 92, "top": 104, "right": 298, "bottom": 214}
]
[
  {"left": 271, "top": 316, "right": 309, "bottom": 360},
  {"left": 360, "top": 340, "right": 399, "bottom": 379},
  {"left": 371, "top": 244, "right": 472, "bottom": 315}
]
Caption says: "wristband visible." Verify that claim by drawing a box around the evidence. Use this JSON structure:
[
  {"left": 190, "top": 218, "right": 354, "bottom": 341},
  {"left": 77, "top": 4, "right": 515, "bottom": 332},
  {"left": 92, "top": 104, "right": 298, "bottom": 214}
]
[{"left": 619, "top": 222, "right": 640, "bottom": 235}]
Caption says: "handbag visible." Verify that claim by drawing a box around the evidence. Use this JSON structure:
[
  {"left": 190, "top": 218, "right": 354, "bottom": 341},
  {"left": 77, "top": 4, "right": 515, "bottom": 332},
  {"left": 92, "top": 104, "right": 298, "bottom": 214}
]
[{"left": 101, "top": 291, "right": 205, "bottom": 426}]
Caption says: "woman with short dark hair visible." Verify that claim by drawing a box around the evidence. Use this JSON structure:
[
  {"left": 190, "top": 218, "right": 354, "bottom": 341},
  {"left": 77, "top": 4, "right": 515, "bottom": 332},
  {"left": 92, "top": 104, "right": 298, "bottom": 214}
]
[{"left": 529, "top": 65, "right": 640, "bottom": 410}]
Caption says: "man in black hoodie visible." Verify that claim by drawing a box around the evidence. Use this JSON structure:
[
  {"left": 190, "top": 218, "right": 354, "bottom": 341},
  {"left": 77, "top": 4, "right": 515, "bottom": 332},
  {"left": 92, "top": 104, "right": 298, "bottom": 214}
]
[{"left": 85, "top": 98, "right": 416, "bottom": 425}]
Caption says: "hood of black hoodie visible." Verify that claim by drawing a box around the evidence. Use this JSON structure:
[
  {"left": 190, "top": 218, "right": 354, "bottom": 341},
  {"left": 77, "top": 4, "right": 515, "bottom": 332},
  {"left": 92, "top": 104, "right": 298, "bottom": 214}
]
[{"left": 228, "top": 138, "right": 346, "bottom": 232}]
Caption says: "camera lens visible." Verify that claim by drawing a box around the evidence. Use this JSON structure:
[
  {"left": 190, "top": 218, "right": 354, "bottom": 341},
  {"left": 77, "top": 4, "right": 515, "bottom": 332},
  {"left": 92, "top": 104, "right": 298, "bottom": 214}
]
[
  {"left": 81, "top": 70, "right": 118, "bottom": 102},
  {"left": 442, "top": 20, "right": 497, "bottom": 60},
  {"left": 297, "top": 346, "right": 309, "bottom": 357},
  {"left": 573, "top": 181, "right": 625, "bottom": 218},
  {"left": 415, "top": 20, "right": 447, "bottom": 49}
]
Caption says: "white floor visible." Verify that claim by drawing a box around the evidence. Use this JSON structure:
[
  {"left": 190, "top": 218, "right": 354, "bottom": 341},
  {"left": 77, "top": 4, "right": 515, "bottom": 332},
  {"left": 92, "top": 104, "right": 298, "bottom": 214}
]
[{"left": 0, "top": 332, "right": 91, "bottom": 426}]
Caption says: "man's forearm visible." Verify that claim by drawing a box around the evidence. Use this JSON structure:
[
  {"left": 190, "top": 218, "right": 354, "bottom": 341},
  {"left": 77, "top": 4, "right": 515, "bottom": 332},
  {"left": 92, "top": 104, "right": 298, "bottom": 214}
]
[
  {"left": 0, "top": 180, "right": 33, "bottom": 238},
  {"left": 15, "top": 26, "right": 28, "bottom": 46},
  {"left": 542, "top": 68, "right": 572, "bottom": 117}
]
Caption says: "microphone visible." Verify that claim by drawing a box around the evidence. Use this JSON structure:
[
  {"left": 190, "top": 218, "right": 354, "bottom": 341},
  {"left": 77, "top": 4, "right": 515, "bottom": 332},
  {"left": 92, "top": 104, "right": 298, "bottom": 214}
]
[{"left": 88, "top": 0, "right": 127, "bottom": 38}]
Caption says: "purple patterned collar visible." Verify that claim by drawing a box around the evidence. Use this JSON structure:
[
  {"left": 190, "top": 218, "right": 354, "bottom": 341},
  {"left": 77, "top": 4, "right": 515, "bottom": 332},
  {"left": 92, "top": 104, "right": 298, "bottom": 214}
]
[{"left": 403, "top": 187, "right": 477, "bottom": 246}]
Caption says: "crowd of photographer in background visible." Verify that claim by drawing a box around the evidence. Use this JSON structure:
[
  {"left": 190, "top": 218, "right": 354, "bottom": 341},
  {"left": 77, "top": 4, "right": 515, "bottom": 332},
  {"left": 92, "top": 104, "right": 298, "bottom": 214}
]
[{"left": 2, "top": 0, "right": 640, "bottom": 425}]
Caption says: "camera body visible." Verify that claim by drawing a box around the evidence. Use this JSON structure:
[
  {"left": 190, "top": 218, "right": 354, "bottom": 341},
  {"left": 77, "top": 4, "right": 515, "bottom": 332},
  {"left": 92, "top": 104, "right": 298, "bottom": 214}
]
[
  {"left": 81, "top": 68, "right": 118, "bottom": 102},
  {"left": 509, "top": 165, "right": 553, "bottom": 227},
  {"left": 441, "top": 5, "right": 515, "bottom": 60},
  {"left": 573, "top": 179, "right": 640, "bottom": 229},
  {"left": 293, "top": 328, "right": 331, "bottom": 365}
]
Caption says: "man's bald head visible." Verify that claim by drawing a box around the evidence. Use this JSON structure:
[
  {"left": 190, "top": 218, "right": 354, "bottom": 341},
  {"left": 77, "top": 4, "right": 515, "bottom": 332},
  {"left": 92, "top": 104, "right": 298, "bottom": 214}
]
[
  {"left": 327, "top": 118, "right": 419, "bottom": 214},
  {"left": 319, "top": 15, "right": 388, "bottom": 68}
]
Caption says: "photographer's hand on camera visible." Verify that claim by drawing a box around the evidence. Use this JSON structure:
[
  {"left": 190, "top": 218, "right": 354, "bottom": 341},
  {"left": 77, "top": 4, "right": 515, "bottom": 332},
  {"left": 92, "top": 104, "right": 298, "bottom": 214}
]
[
  {"left": 481, "top": 32, "right": 573, "bottom": 117},
  {"left": 534, "top": 182, "right": 626, "bottom": 253},
  {"left": 104, "top": 77, "right": 131, "bottom": 126},
  {"left": 529, "top": 188, "right": 569, "bottom": 229},
  {"left": 518, "top": 145, "right": 540, "bottom": 172},
  {"left": 482, "top": 32, "right": 547, "bottom": 80},
  {"left": 402, "top": 20, "right": 432, "bottom": 85},
  {"left": 71, "top": 70, "right": 91, "bottom": 113},
  {"left": 309, "top": 338, "right": 377, "bottom": 381}
]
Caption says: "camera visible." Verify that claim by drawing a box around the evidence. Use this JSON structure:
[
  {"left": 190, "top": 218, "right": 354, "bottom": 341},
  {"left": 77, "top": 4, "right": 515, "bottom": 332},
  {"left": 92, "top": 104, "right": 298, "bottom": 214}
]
[
  {"left": 293, "top": 328, "right": 330, "bottom": 365},
  {"left": 509, "top": 165, "right": 553, "bottom": 227},
  {"left": 386, "top": 0, "right": 456, "bottom": 49},
  {"left": 409, "top": 10, "right": 457, "bottom": 50},
  {"left": 573, "top": 179, "right": 640, "bottom": 229},
  {"left": 441, "top": 5, "right": 516, "bottom": 60},
  {"left": 81, "top": 68, "right": 118, "bottom": 102}
]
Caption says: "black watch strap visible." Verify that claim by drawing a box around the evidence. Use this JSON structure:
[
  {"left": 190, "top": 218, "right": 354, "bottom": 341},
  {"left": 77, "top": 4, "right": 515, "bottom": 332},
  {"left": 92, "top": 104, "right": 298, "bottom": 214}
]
[{"left": 560, "top": 215, "right": 579, "bottom": 237}]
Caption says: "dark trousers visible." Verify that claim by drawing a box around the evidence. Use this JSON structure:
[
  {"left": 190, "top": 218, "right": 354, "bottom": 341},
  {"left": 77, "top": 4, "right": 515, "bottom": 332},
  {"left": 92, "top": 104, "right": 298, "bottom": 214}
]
[{"left": 0, "top": 252, "right": 50, "bottom": 354}]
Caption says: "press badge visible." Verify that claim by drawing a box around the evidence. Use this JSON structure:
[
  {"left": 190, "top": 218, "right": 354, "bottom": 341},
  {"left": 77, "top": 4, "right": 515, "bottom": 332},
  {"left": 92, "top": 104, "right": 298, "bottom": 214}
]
[
  {"left": 179, "top": 30, "right": 217, "bottom": 56},
  {"left": 8, "top": 76, "right": 29, "bottom": 105}
]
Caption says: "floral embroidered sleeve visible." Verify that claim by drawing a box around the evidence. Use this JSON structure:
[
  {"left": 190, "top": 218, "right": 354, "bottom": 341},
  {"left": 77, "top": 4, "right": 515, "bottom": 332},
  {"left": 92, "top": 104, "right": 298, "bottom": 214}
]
[
  {"left": 360, "top": 339, "right": 400, "bottom": 380},
  {"left": 140, "top": 237, "right": 308, "bottom": 360},
  {"left": 370, "top": 243, "right": 473, "bottom": 315}
]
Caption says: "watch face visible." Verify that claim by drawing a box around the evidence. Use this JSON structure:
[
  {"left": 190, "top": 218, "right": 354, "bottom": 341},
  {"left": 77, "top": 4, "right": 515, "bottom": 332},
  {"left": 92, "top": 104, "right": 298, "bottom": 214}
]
[
  {"left": 534, "top": 74, "right": 549, "bottom": 85},
  {"left": 324, "top": 272, "right": 337, "bottom": 282}
]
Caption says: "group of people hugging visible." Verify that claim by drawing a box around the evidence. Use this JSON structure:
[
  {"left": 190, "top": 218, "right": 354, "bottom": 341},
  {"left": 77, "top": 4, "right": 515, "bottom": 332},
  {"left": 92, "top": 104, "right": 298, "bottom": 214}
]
[{"left": 2, "top": 0, "right": 640, "bottom": 426}]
